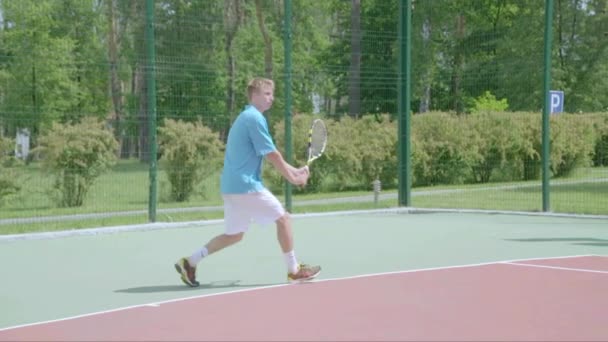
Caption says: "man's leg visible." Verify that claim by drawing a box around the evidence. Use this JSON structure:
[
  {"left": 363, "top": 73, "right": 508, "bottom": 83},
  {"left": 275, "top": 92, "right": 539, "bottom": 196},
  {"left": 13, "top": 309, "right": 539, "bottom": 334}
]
[
  {"left": 276, "top": 213, "right": 294, "bottom": 254},
  {"left": 276, "top": 214, "right": 298, "bottom": 275},
  {"left": 175, "top": 233, "right": 243, "bottom": 288},
  {"left": 276, "top": 213, "right": 321, "bottom": 282}
]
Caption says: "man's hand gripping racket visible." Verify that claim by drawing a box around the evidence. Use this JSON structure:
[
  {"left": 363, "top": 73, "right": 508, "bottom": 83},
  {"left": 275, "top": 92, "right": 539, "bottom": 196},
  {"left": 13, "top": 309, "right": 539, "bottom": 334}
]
[{"left": 304, "top": 119, "right": 327, "bottom": 173}]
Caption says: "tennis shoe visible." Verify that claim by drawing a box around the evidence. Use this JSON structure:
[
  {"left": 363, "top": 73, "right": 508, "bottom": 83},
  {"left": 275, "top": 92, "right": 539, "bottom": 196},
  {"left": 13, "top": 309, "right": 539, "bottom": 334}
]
[
  {"left": 288, "top": 263, "right": 321, "bottom": 283},
  {"left": 174, "top": 257, "right": 200, "bottom": 287}
]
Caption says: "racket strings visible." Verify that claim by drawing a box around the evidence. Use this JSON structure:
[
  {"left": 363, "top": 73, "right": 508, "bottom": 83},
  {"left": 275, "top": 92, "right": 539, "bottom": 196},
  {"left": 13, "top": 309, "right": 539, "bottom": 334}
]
[{"left": 310, "top": 125, "right": 327, "bottom": 157}]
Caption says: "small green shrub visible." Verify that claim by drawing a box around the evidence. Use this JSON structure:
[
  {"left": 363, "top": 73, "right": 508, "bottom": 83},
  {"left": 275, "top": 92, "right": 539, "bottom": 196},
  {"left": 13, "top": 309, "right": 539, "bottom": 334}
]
[
  {"left": 0, "top": 136, "right": 22, "bottom": 205},
  {"left": 158, "top": 118, "right": 224, "bottom": 202},
  {"left": 34, "top": 117, "right": 118, "bottom": 207},
  {"left": 470, "top": 91, "right": 509, "bottom": 114}
]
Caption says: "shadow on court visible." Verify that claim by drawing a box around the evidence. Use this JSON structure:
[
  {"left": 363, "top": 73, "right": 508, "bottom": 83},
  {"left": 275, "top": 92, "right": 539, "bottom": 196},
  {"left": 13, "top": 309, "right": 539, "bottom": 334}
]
[
  {"left": 114, "top": 280, "right": 278, "bottom": 294},
  {"left": 505, "top": 237, "right": 608, "bottom": 247}
]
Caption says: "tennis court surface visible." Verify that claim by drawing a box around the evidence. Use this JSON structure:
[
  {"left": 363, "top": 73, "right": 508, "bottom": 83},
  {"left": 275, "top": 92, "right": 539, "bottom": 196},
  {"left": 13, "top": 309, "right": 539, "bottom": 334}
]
[{"left": 1, "top": 211, "right": 607, "bottom": 341}]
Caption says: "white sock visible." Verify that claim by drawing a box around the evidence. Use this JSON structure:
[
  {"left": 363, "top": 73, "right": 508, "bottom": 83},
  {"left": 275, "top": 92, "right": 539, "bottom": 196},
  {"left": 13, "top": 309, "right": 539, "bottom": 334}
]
[
  {"left": 188, "top": 247, "right": 209, "bottom": 267},
  {"left": 284, "top": 250, "right": 299, "bottom": 274}
]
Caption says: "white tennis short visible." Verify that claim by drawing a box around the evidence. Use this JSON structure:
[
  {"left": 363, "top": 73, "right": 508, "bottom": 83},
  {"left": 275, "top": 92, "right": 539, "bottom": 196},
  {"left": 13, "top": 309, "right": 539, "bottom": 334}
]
[{"left": 222, "top": 189, "right": 286, "bottom": 235}]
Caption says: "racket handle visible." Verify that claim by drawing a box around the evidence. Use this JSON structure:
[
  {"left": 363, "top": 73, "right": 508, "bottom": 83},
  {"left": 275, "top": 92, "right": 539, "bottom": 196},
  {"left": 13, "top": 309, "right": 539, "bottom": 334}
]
[{"left": 304, "top": 165, "right": 309, "bottom": 173}]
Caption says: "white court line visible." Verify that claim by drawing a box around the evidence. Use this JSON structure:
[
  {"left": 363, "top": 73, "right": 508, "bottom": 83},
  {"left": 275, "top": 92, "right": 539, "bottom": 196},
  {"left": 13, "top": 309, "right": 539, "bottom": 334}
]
[
  {"left": 2, "top": 207, "right": 607, "bottom": 242},
  {"left": 503, "top": 262, "right": 608, "bottom": 274},
  {"left": 0, "top": 254, "right": 598, "bottom": 333}
]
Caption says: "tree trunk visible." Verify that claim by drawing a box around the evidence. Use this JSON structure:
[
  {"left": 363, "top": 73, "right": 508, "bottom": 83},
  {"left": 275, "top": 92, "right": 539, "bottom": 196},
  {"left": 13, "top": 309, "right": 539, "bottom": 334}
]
[
  {"left": 254, "top": 0, "right": 273, "bottom": 79},
  {"left": 419, "top": 17, "right": 432, "bottom": 113},
  {"left": 135, "top": 65, "right": 148, "bottom": 163},
  {"left": 348, "top": 0, "right": 361, "bottom": 118},
  {"left": 451, "top": 14, "right": 465, "bottom": 114},
  {"left": 223, "top": 0, "right": 242, "bottom": 141},
  {"left": 108, "top": 0, "right": 124, "bottom": 158}
]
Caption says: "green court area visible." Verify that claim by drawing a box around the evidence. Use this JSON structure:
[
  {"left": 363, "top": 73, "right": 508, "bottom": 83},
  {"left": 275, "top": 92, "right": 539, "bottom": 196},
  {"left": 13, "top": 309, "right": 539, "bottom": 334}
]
[{"left": 1, "top": 210, "right": 607, "bottom": 330}]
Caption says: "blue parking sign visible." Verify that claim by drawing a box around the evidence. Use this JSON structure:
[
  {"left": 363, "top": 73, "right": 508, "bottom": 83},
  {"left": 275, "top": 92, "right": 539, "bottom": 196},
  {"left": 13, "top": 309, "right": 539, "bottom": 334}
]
[{"left": 550, "top": 90, "right": 564, "bottom": 114}]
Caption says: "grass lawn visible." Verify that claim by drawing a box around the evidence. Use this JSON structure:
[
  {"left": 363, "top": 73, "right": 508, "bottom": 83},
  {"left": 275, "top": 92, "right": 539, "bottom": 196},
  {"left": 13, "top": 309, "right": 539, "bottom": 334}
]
[{"left": 1, "top": 160, "right": 606, "bottom": 235}]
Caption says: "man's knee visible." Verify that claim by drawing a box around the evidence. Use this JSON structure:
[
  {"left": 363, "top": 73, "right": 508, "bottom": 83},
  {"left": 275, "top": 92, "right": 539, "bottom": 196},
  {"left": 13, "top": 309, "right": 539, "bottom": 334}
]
[{"left": 275, "top": 212, "right": 291, "bottom": 226}]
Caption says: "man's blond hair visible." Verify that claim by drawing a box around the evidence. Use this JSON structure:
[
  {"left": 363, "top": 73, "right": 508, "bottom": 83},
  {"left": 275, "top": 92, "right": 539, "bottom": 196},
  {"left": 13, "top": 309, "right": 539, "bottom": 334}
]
[{"left": 247, "top": 78, "right": 274, "bottom": 100}]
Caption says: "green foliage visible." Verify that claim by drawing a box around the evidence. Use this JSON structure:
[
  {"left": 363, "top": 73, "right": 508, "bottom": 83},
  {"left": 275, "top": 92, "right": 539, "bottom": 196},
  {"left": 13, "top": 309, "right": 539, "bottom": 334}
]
[
  {"left": 591, "top": 114, "right": 608, "bottom": 166},
  {"left": 512, "top": 113, "right": 542, "bottom": 180},
  {"left": 34, "top": 118, "right": 118, "bottom": 207},
  {"left": 550, "top": 115, "right": 596, "bottom": 177},
  {"left": 411, "top": 113, "right": 477, "bottom": 186},
  {"left": 356, "top": 115, "right": 398, "bottom": 188},
  {"left": 269, "top": 114, "right": 397, "bottom": 192},
  {"left": 321, "top": 115, "right": 397, "bottom": 191},
  {"left": 470, "top": 91, "right": 509, "bottom": 114},
  {"left": 0, "top": 0, "right": 606, "bottom": 222},
  {"left": 468, "top": 113, "right": 524, "bottom": 183},
  {"left": 158, "top": 119, "right": 224, "bottom": 202},
  {"left": 0, "top": 136, "right": 22, "bottom": 205},
  {"left": 0, "top": 0, "right": 109, "bottom": 134},
  {"left": 271, "top": 111, "right": 607, "bottom": 191}
]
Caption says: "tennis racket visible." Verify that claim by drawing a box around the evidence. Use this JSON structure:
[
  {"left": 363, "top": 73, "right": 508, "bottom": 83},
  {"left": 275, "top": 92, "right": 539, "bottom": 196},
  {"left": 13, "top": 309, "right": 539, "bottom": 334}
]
[{"left": 306, "top": 119, "right": 327, "bottom": 167}]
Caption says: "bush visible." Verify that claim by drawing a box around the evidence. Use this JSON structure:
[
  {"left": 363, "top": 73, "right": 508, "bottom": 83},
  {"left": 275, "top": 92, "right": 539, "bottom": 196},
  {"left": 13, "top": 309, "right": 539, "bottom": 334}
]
[
  {"left": 470, "top": 91, "right": 509, "bottom": 114},
  {"left": 312, "top": 115, "right": 396, "bottom": 191},
  {"left": 468, "top": 113, "right": 525, "bottom": 183},
  {"left": 35, "top": 117, "right": 118, "bottom": 207},
  {"left": 592, "top": 114, "right": 608, "bottom": 166},
  {"left": 269, "top": 114, "right": 397, "bottom": 193},
  {"left": 411, "top": 113, "right": 476, "bottom": 186},
  {"left": 158, "top": 118, "right": 224, "bottom": 202},
  {"left": 550, "top": 115, "right": 596, "bottom": 177},
  {"left": 356, "top": 115, "right": 398, "bottom": 189},
  {"left": 0, "top": 136, "right": 21, "bottom": 206},
  {"left": 511, "top": 113, "right": 542, "bottom": 180},
  {"left": 269, "top": 111, "right": 607, "bottom": 194}
]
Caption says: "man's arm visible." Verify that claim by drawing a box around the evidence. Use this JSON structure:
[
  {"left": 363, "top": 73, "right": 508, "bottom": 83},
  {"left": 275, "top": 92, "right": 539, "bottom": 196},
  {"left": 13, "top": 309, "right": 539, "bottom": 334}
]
[{"left": 265, "top": 150, "right": 309, "bottom": 186}]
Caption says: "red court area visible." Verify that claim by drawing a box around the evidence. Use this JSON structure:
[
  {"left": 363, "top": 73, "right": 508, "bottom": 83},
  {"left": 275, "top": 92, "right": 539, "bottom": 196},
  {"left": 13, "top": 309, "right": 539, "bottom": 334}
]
[{"left": 2, "top": 255, "right": 607, "bottom": 341}]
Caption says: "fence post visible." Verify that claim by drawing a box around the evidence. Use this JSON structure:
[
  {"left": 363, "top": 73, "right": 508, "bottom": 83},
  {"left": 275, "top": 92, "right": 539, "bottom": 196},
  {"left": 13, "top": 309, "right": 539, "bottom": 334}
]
[
  {"left": 398, "top": 0, "right": 412, "bottom": 207},
  {"left": 283, "top": 0, "right": 293, "bottom": 212},
  {"left": 145, "top": 0, "right": 158, "bottom": 222},
  {"left": 542, "top": 0, "right": 554, "bottom": 212}
]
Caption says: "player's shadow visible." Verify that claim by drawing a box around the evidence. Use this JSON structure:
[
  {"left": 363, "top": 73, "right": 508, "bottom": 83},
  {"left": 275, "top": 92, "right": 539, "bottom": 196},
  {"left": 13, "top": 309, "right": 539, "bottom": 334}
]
[
  {"left": 114, "top": 280, "right": 279, "bottom": 294},
  {"left": 505, "top": 237, "right": 608, "bottom": 247}
]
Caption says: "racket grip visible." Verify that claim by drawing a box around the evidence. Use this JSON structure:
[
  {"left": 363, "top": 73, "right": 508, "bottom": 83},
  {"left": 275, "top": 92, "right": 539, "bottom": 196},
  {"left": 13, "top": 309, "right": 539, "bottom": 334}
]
[{"left": 304, "top": 165, "right": 309, "bottom": 173}]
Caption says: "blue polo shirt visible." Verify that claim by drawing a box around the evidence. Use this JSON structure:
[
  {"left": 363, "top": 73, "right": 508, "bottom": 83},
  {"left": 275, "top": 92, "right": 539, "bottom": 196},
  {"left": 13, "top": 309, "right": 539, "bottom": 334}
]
[{"left": 220, "top": 105, "right": 277, "bottom": 194}]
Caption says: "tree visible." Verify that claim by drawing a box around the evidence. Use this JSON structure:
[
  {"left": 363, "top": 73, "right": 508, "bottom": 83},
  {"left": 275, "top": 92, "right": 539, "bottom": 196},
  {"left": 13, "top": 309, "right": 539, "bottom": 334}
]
[
  {"left": 0, "top": 0, "right": 107, "bottom": 138},
  {"left": 555, "top": 0, "right": 608, "bottom": 112}
]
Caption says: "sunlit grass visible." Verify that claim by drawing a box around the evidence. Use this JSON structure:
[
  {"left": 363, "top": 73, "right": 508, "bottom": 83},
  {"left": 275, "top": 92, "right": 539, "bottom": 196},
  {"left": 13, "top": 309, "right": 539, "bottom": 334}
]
[{"left": 0, "top": 160, "right": 606, "bottom": 235}]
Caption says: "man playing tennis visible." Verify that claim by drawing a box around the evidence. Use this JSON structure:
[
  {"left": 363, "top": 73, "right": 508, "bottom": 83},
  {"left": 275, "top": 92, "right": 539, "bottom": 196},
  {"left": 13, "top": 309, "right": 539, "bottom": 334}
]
[{"left": 175, "top": 77, "right": 321, "bottom": 287}]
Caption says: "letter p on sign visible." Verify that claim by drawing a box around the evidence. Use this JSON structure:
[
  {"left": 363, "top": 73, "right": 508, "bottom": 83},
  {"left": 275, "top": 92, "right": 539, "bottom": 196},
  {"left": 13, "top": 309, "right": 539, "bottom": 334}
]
[{"left": 550, "top": 90, "right": 564, "bottom": 114}]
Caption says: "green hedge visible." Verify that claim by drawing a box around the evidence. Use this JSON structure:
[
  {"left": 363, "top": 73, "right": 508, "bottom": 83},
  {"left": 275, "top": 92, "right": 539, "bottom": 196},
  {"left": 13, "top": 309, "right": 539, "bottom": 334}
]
[
  {"left": 266, "top": 111, "right": 606, "bottom": 192},
  {"left": 591, "top": 114, "right": 608, "bottom": 166}
]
